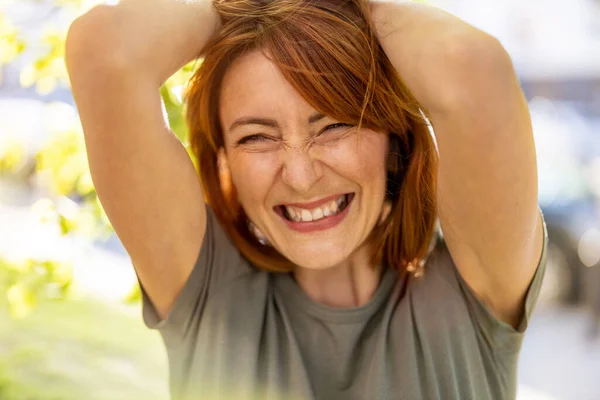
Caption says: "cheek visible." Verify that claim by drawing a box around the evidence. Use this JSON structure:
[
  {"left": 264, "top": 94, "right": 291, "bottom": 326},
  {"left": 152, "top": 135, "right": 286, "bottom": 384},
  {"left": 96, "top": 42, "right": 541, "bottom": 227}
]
[
  {"left": 229, "top": 152, "right": 279, "bottom": 208},
  {"left": 319, "top": 131, "right": 388, "bottom": 185}
]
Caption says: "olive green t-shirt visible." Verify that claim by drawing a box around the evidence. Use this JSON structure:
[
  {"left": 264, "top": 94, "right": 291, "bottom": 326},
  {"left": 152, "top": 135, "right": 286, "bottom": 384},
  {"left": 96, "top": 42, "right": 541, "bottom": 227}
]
[{"left": 141, "top": 206, "right": 548, "bottom": 400}]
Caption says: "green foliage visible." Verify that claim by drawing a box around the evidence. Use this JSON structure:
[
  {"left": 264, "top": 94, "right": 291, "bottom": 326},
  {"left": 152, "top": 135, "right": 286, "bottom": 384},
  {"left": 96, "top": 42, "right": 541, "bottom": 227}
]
[
  {"left": 161, "top": 60, "right": 200, "bottom": 143},
  {"left": 124, "top": 283, "right": 142, "bottom": 305},
  {"left": 0, "top": 256, "right": 72, "bottom": 319}
]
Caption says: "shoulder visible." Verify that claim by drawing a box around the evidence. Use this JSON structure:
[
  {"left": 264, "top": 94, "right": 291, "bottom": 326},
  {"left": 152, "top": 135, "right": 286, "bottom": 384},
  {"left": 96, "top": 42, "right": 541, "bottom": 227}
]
[
  {"left": 409, "top": 230, "right": 460, "bottom": 293},
  {"left": 406, "top": 223, "right": 548, "bottom": 349}
]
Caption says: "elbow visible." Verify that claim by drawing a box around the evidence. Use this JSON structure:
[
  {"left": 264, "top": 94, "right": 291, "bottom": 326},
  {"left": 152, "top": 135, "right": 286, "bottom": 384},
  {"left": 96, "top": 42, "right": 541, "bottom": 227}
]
[
  {"left": 436, "top": 30, "right": 517, "bottom": 108},
  {"left": 446, "top": 30, "right": 513, "bottom": 75},
  {"left": 65, "top": 5, "right": 136, "bottom": 75}
]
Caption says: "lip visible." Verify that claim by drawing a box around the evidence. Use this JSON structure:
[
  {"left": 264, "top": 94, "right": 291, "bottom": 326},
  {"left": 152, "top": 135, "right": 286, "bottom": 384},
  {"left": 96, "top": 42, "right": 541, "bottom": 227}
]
[
  {"left": 279, "top": 193, "right": 355, "bottom": 234},
  {"left": 280, "top": 193, "right": 347, "bottom": 210}
]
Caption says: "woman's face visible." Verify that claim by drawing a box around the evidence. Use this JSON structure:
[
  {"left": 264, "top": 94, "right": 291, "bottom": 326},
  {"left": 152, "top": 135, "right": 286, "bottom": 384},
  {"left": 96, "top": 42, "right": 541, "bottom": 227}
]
[{"left": 219, "top": 50, "right": 389, "bottom": 269}]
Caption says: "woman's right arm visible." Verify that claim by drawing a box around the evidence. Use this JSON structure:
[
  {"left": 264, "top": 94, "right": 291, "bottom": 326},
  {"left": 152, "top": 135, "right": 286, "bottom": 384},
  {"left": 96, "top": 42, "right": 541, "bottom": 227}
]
[{"left": 65, "top": 0, "right": 220, "bottom": 319}]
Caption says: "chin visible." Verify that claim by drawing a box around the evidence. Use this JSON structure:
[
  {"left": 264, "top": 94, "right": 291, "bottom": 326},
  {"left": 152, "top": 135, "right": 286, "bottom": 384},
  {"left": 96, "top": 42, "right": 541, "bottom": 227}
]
[
  {"left": 278, "top": 241, "right": 357, "bottom": 270},
  {"left": 290, "top": 256, "right": 346, "bottom": 271}
]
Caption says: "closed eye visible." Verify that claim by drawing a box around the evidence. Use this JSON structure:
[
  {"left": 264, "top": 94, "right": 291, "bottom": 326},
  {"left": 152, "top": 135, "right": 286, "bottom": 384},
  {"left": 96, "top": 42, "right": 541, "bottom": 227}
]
[
  {"left": 320, "top": 123, "right": 352, "bottom": 134},
  {"left": 237, "top": 134, "right": 275, "bottom": 146}
]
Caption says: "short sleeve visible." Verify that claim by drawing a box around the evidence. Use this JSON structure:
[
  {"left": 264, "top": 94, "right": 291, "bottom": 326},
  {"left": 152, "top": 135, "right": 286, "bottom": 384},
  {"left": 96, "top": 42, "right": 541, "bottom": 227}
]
[
  {"left": 139, "top": 205, "right": 252, "bottom": 337},
  {"left": 453, "top": 207, "right": 549, "bottom": 351}
]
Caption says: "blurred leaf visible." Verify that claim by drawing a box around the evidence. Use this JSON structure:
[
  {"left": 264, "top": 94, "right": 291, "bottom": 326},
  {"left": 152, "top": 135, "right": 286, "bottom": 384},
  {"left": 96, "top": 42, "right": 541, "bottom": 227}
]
[
  {"left": 0, "top": 139, "right": 27, "bottom": 174},
  {"left": 1, "top": 256, "right": 73, "bottom": 319},
  {"left": 58, "top": 213, "right": 75, "bottom": 235},
  {"left": 75, "top": 170, "right": 94, "bottom": 196},
  {"left": 1, "top": 257, "right": 28, "bottom": 274},
  {"left": 0, "top": 14, "right": 25, "bottom": 65},
  {"left": 161, "top": 85, "right": 189, "bottom": 143},
  {"left": 6, "top": 283, "right": 36, "bottom": 319},
  {"left": 35, "top": 129, "right": 88, "bottom": 196},
  {"left": 160, "top": 60, "right": 201, "bottom": 143},
  {"left": 124, "top": 284, "right": 142, "bottom": 305}
]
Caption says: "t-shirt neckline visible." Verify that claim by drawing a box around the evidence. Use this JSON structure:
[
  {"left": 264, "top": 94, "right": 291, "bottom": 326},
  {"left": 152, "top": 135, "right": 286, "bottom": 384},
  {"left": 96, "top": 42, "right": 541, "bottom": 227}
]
[{"left": 275, "top": 266, "right": 400, "bottom": 324}]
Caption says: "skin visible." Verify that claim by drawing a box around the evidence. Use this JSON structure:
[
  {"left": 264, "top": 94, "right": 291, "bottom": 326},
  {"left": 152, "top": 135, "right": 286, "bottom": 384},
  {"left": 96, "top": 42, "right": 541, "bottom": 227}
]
[
  {"left": 68, "top": 1, "right": 544, "bottom": 328},
  {"left": 219, "top": 50, "right": 389, "bottom": 308}
]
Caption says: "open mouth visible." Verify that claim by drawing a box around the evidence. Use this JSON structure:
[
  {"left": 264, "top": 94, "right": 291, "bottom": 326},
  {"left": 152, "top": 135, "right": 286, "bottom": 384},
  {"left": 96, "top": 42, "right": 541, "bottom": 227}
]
[{"left": 277, "top": 193, "right": 354, "bottom": 223}]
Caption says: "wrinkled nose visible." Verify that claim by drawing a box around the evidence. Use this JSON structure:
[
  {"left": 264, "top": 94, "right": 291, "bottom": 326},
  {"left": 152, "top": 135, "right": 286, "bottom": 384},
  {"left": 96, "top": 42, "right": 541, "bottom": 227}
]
[{"left": 281, "top": 149, "right": 324, "bottom": 194}]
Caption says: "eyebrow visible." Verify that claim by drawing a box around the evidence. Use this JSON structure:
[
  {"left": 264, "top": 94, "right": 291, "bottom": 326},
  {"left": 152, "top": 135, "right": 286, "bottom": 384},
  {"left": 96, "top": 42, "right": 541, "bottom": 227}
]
[{"left": 228, "top": 112, "right": 326, "bottom": 132}]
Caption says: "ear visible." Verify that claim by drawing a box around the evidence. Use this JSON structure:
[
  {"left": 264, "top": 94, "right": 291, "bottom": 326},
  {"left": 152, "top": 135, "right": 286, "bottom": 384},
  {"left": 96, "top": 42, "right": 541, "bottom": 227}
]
[
  {"left": 379, "top": 200, "right": 392, "bottom": 224},
  {"left": 218, "top": 147, "right": 233, "bottom": 195}
]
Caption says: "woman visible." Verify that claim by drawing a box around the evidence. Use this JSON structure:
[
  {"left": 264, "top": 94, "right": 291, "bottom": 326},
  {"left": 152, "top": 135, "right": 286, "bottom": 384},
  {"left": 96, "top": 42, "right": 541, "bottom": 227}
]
[{"left": 65, "top": 0, "right": 547, "bottom": 399}]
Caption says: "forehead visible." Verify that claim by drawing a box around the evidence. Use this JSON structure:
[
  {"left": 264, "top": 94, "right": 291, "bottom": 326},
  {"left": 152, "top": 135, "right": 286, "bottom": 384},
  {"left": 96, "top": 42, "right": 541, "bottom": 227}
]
[{"left": 219, "top": 50, "right": 316, "bottom": 125}]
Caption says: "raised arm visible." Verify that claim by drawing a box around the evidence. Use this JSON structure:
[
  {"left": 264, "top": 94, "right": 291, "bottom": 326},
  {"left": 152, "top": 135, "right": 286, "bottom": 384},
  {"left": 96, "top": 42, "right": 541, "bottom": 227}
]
[
  {"left": 65, "top": 0, "right": 220, "bottom": 319},
  {"left": 371, "top": 1, "right": 545, "bottom": 328}
]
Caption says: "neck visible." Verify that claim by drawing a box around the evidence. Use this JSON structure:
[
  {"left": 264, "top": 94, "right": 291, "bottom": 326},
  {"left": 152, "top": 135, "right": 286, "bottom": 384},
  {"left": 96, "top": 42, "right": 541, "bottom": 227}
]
[{"left": 292, "top": 243, "right": 384, "bottom": 308}]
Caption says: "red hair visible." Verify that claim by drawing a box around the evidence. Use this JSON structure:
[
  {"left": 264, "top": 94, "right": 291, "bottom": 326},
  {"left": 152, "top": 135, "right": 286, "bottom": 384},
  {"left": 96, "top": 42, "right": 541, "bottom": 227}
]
[{"left": 185, "top": 0, "right": 438, "bottom": 273}]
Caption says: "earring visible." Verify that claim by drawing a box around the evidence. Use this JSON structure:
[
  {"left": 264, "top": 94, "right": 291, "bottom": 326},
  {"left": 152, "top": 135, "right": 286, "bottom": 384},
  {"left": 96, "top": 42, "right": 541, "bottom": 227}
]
[
  {"left": 406, "top": 258, "right": 425, "bottom": 278},
  {"left": 248, "top": 220, "right": 270, "bottom": 246}
]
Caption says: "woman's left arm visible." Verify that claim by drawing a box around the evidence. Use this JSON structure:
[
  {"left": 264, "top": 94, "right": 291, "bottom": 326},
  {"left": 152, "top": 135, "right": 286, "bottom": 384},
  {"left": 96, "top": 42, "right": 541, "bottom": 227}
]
[{"left": 371, "top": 1, "right": 545, "bottom": 328}]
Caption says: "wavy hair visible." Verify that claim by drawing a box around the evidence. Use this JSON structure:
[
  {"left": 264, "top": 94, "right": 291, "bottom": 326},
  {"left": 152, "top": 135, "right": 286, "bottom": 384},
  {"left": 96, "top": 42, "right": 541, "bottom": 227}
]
[{"left": 185, "top": 0, "right": 439, "bottom": 273}]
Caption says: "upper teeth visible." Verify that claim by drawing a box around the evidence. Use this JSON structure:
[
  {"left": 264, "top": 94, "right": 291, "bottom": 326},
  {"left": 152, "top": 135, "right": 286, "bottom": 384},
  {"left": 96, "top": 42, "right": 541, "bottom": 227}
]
[{"left": 285, "top": 195, "right": 347, "bottom": 222}]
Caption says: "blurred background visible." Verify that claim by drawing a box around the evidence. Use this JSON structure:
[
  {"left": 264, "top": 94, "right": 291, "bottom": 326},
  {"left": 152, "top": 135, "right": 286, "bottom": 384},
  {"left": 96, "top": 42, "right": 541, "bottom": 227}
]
[{"left": 0, "top": 0, "right": 598, "bottom": 399}]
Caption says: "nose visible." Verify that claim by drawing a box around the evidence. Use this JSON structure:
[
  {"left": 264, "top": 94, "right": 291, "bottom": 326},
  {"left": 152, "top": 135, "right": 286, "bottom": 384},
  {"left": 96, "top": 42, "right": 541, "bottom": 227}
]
[{"left": 281, "top": 148, "right": 324, "bottom": 194}]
